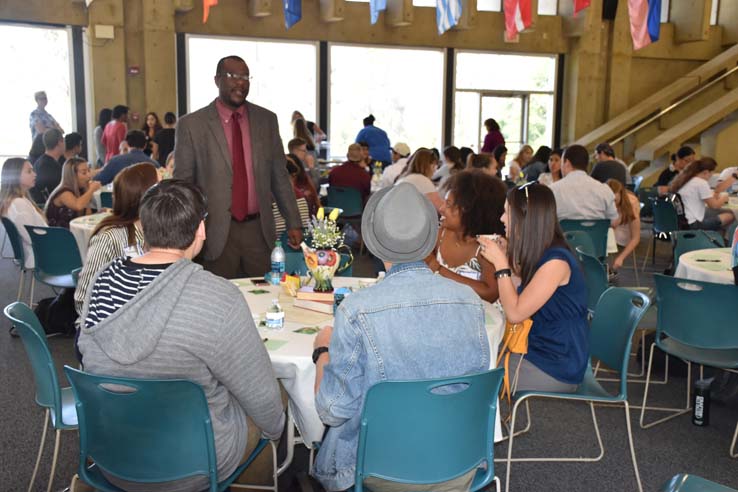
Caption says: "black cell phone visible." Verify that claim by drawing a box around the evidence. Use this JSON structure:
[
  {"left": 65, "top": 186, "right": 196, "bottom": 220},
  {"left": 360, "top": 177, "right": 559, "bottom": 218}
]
[{"left": 251, "top": 279, "right": 269, "bottom": 286}]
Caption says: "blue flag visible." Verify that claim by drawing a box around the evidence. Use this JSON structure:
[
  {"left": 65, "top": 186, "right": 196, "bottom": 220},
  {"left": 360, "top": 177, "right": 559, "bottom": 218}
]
[
  {"left": 284, "top": 0, "right": 301, "bottom": 29},
  {"left": 370, "top": 0, "right": 387, "bottom": 24},
  {"left": 436, "top": 0, "right": 462, "bottom": 34},
  {"left": 647, "top": 0, "right": 661, "bottom": 43}
]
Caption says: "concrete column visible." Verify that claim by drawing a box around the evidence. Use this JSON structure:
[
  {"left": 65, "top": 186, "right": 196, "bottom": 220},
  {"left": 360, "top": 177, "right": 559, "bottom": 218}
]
[{"left": 87, "top": 0, "right": 128, "bottom": 116}]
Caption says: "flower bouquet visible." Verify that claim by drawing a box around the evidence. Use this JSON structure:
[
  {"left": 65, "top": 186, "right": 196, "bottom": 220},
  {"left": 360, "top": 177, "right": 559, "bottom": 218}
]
[{"left": 301, "top": 207, "right": 354, "bottom": 292}]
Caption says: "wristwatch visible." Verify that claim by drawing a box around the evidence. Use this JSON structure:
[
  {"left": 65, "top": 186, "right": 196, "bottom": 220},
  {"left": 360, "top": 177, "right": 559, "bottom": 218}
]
[{"left": 312, "top": 346, "right": 329, "bottom": 364}]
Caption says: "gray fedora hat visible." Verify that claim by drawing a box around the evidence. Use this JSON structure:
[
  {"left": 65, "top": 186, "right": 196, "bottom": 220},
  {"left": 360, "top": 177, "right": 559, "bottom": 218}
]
[{"left": 361, "top": 182, "right": 438, "bottom": 263}]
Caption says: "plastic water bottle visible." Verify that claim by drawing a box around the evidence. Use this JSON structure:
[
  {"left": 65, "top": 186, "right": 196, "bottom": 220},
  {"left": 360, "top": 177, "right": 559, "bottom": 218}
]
[
  {"left": 270, "top": 241, "right": 285, "bottom": 285},
  {"left": 265, "top": 299, "right": 285, "bottom": 330},
  {"left": 692, "top": 379, "right": 712, "bottom": 426}
]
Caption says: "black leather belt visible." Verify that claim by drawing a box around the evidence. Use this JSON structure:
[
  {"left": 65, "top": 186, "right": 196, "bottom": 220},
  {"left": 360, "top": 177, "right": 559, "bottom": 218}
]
[{"left": 232, "top": 213, "right": 260, "bottom": 223}]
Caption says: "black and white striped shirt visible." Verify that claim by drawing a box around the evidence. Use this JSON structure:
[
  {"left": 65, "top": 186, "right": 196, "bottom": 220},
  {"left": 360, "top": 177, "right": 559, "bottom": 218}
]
[{"left": 85, "top": 257, "right": 170, "bottom": 329}]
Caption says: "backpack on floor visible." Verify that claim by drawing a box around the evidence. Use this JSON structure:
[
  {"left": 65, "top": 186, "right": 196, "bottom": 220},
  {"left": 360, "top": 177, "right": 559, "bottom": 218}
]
[{"left": 33, "top": 288, "right": 77, "bottom": 336}]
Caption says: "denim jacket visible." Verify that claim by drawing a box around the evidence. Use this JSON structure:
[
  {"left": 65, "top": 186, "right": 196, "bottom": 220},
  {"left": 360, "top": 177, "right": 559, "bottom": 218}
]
[{"left": 312, "top": 262, "right": 491, "bottom": 491}]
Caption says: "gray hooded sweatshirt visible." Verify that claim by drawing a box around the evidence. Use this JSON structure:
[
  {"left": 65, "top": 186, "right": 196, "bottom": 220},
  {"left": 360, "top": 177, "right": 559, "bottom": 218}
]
[{"left": 78, "top": 259, "right": 284, "bottom": 492}]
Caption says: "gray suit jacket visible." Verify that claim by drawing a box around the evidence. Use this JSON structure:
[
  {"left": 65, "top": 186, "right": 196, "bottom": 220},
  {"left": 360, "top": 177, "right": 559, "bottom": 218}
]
[{"left": 174, "top": 100, "right": 301, "bottom": 261}]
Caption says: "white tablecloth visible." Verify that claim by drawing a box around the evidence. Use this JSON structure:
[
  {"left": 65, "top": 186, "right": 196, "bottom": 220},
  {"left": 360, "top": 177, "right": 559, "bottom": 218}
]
[
  {"left": 674, "top": 248, "right": 733, "bottom": 284},
  {"left": 69, "top": 212, "right": 110, "bottom": 260},
  {"left": 236, "top": 276, "right": 506, "bottom": 448}
]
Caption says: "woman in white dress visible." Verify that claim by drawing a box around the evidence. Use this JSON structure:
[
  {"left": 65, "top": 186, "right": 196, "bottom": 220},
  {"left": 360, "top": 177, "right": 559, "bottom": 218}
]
[
  {"left": 425, "top": 169, "right": 507, "bottom": 303},
  {"left": 0, "top": 157, "right": 47, "bottom": 269}
]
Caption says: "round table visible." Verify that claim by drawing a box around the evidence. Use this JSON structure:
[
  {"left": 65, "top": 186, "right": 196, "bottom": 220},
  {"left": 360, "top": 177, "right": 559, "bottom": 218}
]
[
  {"left": 673, "top": 248, "right": 734, "bottom": 284},
  {"left": 69, "top": 212, "right": 110, "bottom": 260},
  {"left": 236, "top": 276, "right": 505, "bottom": 464}
]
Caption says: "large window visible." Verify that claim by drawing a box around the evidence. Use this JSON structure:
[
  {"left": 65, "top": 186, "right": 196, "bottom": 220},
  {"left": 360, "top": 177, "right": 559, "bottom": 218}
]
[
  {"left": 0, "top": 23, "right": 73, "bottom": 160},
  {"left": 187, "top": 35, "right": 318, "bottom": 150},
  {"left": 329, "top": 44, "right": 444, "bottom": 159},
  {"left": 453, "top": 51, "right": 556, "bottom": 155}
]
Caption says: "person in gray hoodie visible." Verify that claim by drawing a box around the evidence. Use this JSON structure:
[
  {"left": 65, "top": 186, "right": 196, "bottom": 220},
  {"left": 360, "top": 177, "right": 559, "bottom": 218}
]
[{"left": 77, "top": 179, "right": 285, "bottom": 492}]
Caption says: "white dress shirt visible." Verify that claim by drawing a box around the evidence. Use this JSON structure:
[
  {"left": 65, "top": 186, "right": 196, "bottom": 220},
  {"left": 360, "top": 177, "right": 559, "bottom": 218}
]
[{"left": 550, "top": 170, "right": 618, "bottom": 221}]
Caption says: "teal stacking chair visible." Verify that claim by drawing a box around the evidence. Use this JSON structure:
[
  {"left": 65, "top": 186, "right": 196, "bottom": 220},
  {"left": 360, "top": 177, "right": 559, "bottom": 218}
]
[
  {"left": 559, "top": 219, "right": 610, "bottom": 260},
  {"left": 25, "top": 225, "right": 82, "bottom": 290},
  {"left": 644, "top": 196, "right": 680, "bottom": 268},
  {"left": 2, "top": 217, "right": 35, "bottom": 305},
  {"left": 4, "top": 302, "right": 78, "bottom": 492},
  {"left": 638, "top": 186, "right": 658, "bottom": 219},
  {"left": 575, "top": 248, "right": 609, "bottom": 314},
  {"left": 564, "top": 230, "right": 596, "bottom": 258},
  {"left": 660, "top": 474, "right": 738, "bottom": 492},
  {"left": 355, "top": 368, "right": 504, "bottom": 492},
  {"left": 505, "top": 288, "right": 650, "bottom": 492},
  {"left": 99, "top": 191, "right": 113, "bottom": 209},
  {"left": 640, "top": 275, "right": 738, "bottom": 458},
  {"left": 672, "top": 230, "right": 725, "bottom": 270},
  {"left": 326, "top": 186, "right": 363, "bottom": 218},
  {"left": 64, "top": 366, "right": 272, "bottom": 492}
]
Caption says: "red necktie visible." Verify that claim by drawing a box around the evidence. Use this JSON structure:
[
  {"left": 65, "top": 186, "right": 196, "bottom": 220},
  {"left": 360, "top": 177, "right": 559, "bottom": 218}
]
[{"left": 231, "top": 112, "right": 248, "bottom": 221}]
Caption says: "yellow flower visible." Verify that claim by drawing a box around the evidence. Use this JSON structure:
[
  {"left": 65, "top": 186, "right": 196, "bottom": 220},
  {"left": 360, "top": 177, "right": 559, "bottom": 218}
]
[
  {"left": 328, "top": 208, "right": 340, "bottom": 221},
  {"left": 316, "top": 208, "right": 325, "bottom": 220}
]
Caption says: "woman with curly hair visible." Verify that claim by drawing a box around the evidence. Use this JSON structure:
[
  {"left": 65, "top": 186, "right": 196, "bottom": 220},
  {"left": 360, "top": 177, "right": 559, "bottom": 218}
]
[{"left": 425, "top": 169, "right": 507, "bottom": 303}]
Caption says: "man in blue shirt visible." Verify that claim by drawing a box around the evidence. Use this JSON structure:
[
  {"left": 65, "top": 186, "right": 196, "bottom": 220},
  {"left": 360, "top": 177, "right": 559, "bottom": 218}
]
[
  {"left": 355, "top": 114, "right": 391, "bottom": 166},
  {"left": 95, "top": 130, "right": 158, "bottom": 185},
  {"left": 311, "top": 183, "right": 490, "bottom": 491}
]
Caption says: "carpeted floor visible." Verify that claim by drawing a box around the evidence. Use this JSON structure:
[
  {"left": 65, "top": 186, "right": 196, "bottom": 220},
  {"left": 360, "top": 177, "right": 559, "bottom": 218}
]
[{"left": 1, "top": 222, "right": 736, "bottom": 492}]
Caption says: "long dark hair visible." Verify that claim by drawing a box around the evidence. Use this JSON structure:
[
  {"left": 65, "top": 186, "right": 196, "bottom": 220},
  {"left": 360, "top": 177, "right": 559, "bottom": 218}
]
[
  {"left": 141, "top": 112, "right": 162, "bottom": 137},
  {"left": 97, "top": 108, "right": 112, "bottom": 129},
  {"left": 669, "top": 157, "right": 717, "bottom": 193},
  {"left": 93, "top": 163, "right": 158, "bottom": 246},
  {"left": 443, "top": 146, "right": 464, "bottom": 171},
  {"left": 506, "top": 183, "right": 570, "bottom": 287},
  {"left": 446, "top": 170, "right": 506, "bottom": 238},
  {"left": 286, "top": 154, "right": 319, "bottom": 213}
]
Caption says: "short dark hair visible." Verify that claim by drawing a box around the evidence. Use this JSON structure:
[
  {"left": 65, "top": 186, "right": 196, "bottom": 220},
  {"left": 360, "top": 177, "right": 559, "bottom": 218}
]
[
  {"left": 216, "top": 55, "right": 246, "bottom": 75},
  {"left": 139, "top": 180, "right": 207, "bottom": 250},
  {"left": 164, "top": 112, "right": 177, "bottom": 125},
  {"left": 563, "top": 144, "right": 589, "bottom": 171},
  {"left": 112, "top": 105, "right": 129, "bottom": 119},
  {"left": 676, "top": 146, "right": 695, "bottom": 159},
  {"left": 446, "top": 170, "right": 506, "bottom": 237},
  {"left": 357, "top": 141, "right": 369, "bottom": 149},
  {"left": 288, "top": 137, "right": 306, "bottom": 152},
  {"left": 125, "top": 130, "right": 147, "bottom": 149},
  {"left": 65, "top": 132, "right": 83, "bottom": 151},
  {"left": 362, "top": 114, "right": 375, "bottom": 126},
  {"left": 594, "top": 142, "right": 615, "bottom": 157},
  {"left": 43, "top": 129, "right": 63, "bottom": 151},
  {"left": 468, "top": 153, "right": 492, "bottom": 170}
]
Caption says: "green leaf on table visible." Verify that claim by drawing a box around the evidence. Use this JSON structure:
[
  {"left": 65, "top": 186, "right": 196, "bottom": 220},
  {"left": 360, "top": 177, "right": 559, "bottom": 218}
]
[
  {"left": 294, "top": 326, "right": 320, "bottom": 335},
  {"left": 264, "top": 339, "right": 288, "bottom": 351},
  {"left": 249, "top": 289, "right": 270, "bottom": 294}
]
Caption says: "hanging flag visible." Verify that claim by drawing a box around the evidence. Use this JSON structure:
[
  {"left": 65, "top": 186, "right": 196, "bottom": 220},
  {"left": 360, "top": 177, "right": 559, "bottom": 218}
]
[
  {"left": 503, "top": 0, "right": 532, "bottom": 42},
  {"left": 203, "top": 0, "right": 218, "bottom": 23},
  {"left": 574, "top": 0, "right": 591, "bottom": 14},
  {"left": 284, "top": 0, "right": 302, "bottom": 28},
  {"left": 370, "top": 0, "right": 387, "bottom": 24},
  {"left": 436, "top": 0, "right": 463, "bottom": 34},
  {"left": 628, "top": 0, "right": 661, "bottom": 50}
]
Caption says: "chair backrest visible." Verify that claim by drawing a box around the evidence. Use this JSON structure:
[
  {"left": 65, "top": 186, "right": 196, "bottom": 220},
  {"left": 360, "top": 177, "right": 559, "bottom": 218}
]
[
  {"left": 651, "top": 196, "right": 680, "bottom": 236},
  {"left": 589, "top": 288, "right": 651, "bottom": 398},
  {"left": 565, "top": 230, "right": 596, "bottom": 258},
  {"left": 638, "top": 187, "right": 658, "bottom": 218},
  {"left": 660, "top": 473, "right": 738, "bottom": 492},
  {"left": 63, "top": 366, "right": 220, "bottom": 490},
  {"left": 654, "top": 274, "right": 738, "bottom": 350},
  {"left": 576, "top": 249, "right": 609, "bottom": 313},
  {"left": 25, "top": 225, "right": 82, "bottom": 277},
  {"left": 1, "top": 217, "right": 26, "bottom": 266},
  {"left": 3, "top": 302, "right": 63, "bottom": 414},
  {"left": 99, "top": 191, "right": 113, "bottom": 209},
  {"left": 559, "top": 219, "right": 610, "bottom": 259},
  {"left": 326, "top": 186, "right": 363, "bottom": 217},
  {"left": 355, "top": 368, "right": 504, "bottom": 492},
  {"left": 672, "top": 230, "right": 725, "bottom": 269}
]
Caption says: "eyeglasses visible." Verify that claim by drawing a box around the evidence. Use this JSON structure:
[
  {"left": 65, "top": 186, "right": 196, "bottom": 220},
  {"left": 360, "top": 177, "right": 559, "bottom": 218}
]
[{"left": 222, "top": 72, "right": 252, "bottom": 82}]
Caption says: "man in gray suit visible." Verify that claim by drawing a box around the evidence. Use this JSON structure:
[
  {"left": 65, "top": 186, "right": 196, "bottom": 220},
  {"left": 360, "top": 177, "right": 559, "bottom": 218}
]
[{"left": 174, "top": 55, "right": 302, "bottom": 279}]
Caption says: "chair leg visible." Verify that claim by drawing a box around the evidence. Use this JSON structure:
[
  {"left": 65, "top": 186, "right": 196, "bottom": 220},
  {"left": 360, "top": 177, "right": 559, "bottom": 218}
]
[
  {"left": 229, "top": 440, "right": 279, "bottom": 492},
  {"left": 639, "top": 344, "right": 691, "bottom": 429},
  {"left": 16, "top": 269, "right": 25, "bottom": 302},
  {"left": 623, "top": 401, "right": 643, "bottom": 492},
  {"left": 1, "top": 229, "right": 13, "bottom": 259},
  {"left": 641, "top": 236, "right": 652, "bottom": 272},
  {"left": 730, "top": 421, "right": 738, "bottom": 458},
  {"left": 28, "top": 409, "right": 49, "bottom": 492},
  {"left": 46, "top": 428, "right": 62, "bottom": 492},
  {"left": 631, "top": 251, "right": 640, "bottom": 287}
]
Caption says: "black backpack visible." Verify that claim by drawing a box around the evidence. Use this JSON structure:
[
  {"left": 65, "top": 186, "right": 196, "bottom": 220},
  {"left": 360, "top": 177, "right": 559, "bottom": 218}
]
[{"left": 33, "top": 288, "right": 77, "bottom": 336}]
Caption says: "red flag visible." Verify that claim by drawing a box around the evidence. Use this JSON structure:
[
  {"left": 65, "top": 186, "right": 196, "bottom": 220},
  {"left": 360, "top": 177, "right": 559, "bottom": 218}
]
[
  {"left": 503, "top": 0, "right": 532, "bottom": 41},
  {"left": 574, "top": 0, "right": 591, "bottom": 14},
  {"left": 203, "top": 0, "right": 218, "bottom": 23}
]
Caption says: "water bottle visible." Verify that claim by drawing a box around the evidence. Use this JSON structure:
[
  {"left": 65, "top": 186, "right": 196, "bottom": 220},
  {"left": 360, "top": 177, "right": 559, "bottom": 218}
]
[
  {"left": 692, "top": 378, "right": 712, "bottom": 426},
  {"left": 270, "top": 241, "right": 285, "bottom": 285},
  {"left": 265, "top": 299, "right": 285, "bottom": 330}
]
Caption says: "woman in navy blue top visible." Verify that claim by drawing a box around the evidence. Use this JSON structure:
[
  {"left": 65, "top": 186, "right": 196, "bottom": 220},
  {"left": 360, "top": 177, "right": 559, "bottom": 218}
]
[{"left": 478, "top": 183, "right": 589, "bottom": 393}]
